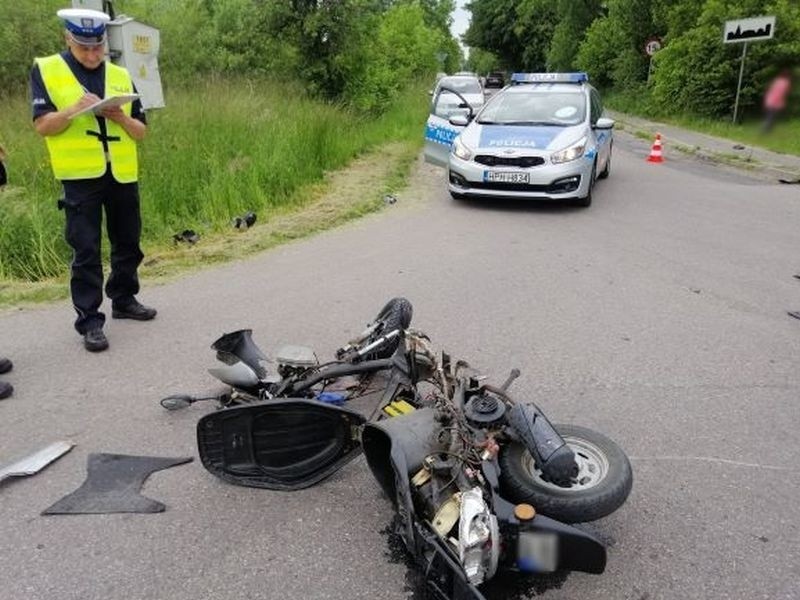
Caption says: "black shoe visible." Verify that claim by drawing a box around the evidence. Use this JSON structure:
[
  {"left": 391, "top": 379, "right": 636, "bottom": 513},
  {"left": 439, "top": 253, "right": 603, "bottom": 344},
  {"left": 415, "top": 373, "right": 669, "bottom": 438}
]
[
  {"left": 112, "top": 300, "right": 157, "bottom": 321},
  {"left": 84, "top": 328, "right": 109, "bottom": 352},
  {"left": 0, "top": 381, "right": 12, "bottom": 400},
  {"left": 0, "top": 357, "right": 11, "bottom": 375}
]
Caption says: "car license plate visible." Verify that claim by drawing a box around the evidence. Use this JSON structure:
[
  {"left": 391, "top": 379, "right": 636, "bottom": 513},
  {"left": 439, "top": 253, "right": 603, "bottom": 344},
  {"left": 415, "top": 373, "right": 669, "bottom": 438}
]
[
  {"left": 517, "top": 531, "right": 558, "bottom": 573},
  {"left": 484, "top": 171, "right": 529, "bottom": 184}
]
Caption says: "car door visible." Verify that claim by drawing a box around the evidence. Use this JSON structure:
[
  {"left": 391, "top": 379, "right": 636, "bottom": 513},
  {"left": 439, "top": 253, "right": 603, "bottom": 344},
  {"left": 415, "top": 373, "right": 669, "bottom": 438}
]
[
  {"left": 590, "top": 90, "right": 610, "bottom": 170},
  {"left": 424, "top": 87, "right": 469, "bottom": 167}
]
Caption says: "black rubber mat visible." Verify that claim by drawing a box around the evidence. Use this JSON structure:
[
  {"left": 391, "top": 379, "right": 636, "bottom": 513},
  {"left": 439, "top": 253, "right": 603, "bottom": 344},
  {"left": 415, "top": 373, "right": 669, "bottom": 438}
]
[{"left": 42, "top": 453, "right": 192, "bottom": 515}]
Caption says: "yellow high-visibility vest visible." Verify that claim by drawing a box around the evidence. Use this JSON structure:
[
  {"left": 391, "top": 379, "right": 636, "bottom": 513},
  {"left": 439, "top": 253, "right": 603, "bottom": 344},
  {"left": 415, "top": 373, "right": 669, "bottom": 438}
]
[{"left": 35, "top": 54, "right": 139, "bottom": 182}]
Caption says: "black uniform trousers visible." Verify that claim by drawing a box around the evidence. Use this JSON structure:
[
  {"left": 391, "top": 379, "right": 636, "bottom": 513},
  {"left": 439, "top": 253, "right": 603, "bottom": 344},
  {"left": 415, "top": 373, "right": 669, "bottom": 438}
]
[{"left": 61, "top": 169, "right": 144, "bottom": 334}]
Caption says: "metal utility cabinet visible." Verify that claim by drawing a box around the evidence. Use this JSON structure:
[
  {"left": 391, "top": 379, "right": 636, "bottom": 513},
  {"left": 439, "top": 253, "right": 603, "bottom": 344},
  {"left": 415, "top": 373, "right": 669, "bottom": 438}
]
[{"left": 107, "top": 16, "right": 165, "bottom": 109}]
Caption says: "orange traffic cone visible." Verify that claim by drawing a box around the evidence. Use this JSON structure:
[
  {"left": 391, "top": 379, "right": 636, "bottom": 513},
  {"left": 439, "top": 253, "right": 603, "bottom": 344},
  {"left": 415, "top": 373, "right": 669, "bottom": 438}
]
[{"left": 647, "top": 133, "right": 664, "bottom": 163}]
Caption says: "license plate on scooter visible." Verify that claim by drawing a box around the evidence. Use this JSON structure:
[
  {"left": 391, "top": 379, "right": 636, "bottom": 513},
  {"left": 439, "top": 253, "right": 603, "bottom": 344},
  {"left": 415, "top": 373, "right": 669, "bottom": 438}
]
[{"left": 517, "top": 531, "right": 558, "bottom": 573}]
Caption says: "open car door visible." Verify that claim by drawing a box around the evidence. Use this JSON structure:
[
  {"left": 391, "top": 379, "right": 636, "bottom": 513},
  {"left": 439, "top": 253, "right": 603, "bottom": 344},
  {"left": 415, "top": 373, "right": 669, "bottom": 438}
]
[
  {"left": 197, "top": 399, "right": 366, "bottom": 490},
  {"left": 424, "top": 87, "right": 470, "bottom": 167}
]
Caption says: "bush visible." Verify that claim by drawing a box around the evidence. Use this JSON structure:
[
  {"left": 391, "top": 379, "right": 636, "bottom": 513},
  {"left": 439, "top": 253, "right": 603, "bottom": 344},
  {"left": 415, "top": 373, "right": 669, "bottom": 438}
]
[
  {"left": 652, "top": 0, "right": 800, "bottom": 118},
  {"left": 576, "top": 17, "right": 626, "bottom": 89},
  {"left": 342, "top": 3, "right": 443, "bottom": 113}
]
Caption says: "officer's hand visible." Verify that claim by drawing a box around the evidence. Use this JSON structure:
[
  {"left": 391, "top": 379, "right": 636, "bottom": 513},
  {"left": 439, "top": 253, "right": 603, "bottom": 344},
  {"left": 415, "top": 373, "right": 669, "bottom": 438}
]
[
  {"left": 75, "top": 93, "right": 101, "bottom": 110},
  {"left": 67, "top": 93, "right": 101, "bottom": 119},
  {"left": 99, "top": 106, "right": 125, "bottom": 122}
]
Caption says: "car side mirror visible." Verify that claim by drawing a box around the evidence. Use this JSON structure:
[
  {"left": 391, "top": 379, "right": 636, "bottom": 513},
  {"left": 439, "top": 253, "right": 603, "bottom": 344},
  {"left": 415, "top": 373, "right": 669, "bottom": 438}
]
[
  {"left": 595, "top": 117, "right": 615, "bottom": 130},
  {"left": 449, "top": 115, "right": 470, "bottom": 127}
]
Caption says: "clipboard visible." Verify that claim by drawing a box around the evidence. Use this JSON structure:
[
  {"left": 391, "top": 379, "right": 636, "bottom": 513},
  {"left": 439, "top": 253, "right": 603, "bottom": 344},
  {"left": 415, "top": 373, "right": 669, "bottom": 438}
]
[{"left": 68, "top": 94, "right": 140, "bottom": 120}]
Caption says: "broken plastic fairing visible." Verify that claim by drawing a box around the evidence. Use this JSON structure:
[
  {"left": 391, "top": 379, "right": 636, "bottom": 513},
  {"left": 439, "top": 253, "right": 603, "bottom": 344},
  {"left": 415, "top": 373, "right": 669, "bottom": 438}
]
[{"left": 457, "top": 487, "right": 500, "bottom": 586}]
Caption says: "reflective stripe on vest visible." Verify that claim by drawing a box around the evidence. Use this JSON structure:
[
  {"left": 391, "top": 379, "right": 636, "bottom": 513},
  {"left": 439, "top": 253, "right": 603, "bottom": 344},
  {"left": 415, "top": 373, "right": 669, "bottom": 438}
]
[{"left": 35, "top": 54, "right": 138, "bottom": 182}]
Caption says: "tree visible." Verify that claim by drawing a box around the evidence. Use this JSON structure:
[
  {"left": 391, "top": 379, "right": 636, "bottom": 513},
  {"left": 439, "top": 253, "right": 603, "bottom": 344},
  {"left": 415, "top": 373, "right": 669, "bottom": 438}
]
[
  {"left": 466, "top": 47, "right": 500, "bottom": 73},
  {"left": 417, "top": 0, "right": 456, "bottom": 33},
  {"left": 464, "top": 0, "right": 527, "bottom": 68},
  {"left": 546, "top": 0, "right": 603, "bottom": 71},
  {"left": 515, "top": 0, "right": 558, "bottom": 71},
  {"left": 576, "top": 0, "right": 665, "bottom": 89},
  {"left": 652, "top": 0, "right": 800, "bottom": 117}
]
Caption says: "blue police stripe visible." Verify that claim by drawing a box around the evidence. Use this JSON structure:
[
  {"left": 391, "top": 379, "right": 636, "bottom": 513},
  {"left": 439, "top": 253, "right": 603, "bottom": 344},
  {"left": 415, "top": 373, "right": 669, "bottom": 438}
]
[
  {"left": 478, "top": 125, "right": 563, "bottom": 150},
  {"left": 425, "top": 122, "right": 459, "bottom": 147}
]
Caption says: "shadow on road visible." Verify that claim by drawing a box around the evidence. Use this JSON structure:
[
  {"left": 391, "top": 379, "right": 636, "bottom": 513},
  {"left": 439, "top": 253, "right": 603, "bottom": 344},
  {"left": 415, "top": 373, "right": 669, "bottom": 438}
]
[{"left": 451, "top": 196, "right": 587, "bottom": 215}]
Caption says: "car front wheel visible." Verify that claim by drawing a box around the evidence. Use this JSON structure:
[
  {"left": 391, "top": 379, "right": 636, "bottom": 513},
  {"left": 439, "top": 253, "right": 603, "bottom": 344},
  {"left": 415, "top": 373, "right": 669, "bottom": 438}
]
[
  {"left": 598, "top": 144, "right": 612, "bottom": 180},
  {"left": 575, "top": 161, "right": 596, "bottom": 207}
]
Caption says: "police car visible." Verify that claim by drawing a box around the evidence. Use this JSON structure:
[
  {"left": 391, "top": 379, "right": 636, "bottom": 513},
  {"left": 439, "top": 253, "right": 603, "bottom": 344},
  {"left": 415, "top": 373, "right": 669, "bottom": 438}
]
[{"left": 424, "top": 73, "right": 613, "bottom": 207}]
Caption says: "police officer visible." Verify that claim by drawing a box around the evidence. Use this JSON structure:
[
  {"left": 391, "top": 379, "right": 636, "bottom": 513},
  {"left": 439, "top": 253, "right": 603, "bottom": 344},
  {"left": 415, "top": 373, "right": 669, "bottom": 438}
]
[{"left": 31, "top": 8, "right": 156, "bottom": 353}]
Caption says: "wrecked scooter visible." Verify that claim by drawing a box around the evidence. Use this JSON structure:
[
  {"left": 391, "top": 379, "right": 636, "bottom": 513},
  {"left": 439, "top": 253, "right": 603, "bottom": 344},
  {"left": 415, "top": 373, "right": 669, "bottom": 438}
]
[{"left": 168, "top": 299, "right": 633, "bottom": 598}]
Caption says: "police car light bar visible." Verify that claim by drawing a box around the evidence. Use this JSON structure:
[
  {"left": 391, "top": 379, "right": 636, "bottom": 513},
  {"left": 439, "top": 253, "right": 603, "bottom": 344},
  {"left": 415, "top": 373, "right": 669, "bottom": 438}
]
[{"left": 510, "top": 72, "right": 589, "bottom": 84}]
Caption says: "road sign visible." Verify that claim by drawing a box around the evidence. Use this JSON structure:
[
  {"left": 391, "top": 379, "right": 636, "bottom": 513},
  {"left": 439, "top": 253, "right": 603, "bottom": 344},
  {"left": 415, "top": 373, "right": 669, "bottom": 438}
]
[
  {"left": 724, "top": 16, "right": 777, "bottom": 124},
  {"left": 724, "top": 16, "right": 776, "bottom": 44},
  {"left": 644, "top": 38, "right": 662, "bottom": 57}
]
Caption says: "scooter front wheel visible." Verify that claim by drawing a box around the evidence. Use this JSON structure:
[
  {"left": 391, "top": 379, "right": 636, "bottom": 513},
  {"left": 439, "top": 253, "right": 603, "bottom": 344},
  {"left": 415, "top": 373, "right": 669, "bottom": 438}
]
[
  {"left": 364, "top": 297, "right": 413, "bottom": 359},
  {"left": 499, "top": 424, "right": 633, "bottom": 523}
]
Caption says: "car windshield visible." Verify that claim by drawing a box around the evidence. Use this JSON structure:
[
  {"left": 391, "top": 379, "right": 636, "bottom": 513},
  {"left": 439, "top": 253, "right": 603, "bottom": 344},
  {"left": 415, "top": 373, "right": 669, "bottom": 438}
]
[
  {"left": 438, "top": 78, "right": 482, "bottom": 95},
  {"left": 477, "top": 91, "right": 586, "bottom": 126}
]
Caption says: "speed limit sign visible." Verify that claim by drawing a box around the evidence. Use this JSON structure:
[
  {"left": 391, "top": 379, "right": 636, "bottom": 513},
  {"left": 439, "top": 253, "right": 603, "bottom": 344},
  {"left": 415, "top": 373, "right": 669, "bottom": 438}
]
[{"left": 645, "top": 38, "right": 662, "bottom": 56}]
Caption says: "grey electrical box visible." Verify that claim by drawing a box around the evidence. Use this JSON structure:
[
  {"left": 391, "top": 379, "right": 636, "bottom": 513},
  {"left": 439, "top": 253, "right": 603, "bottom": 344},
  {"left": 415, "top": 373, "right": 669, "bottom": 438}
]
[
  {"left": 107, "top": 16, "right": 165, "bottom": 109},
  {"left": 71, "top": 0, "right": 104, "bottom": 11}
]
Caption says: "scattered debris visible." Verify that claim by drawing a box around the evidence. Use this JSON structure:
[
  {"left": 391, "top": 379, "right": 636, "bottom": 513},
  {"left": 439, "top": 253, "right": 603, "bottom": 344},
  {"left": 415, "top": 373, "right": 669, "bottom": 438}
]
[
  {"left": 173, "top": 229, "right": 199, "bottom": 244},
  {"left": 778, "top": 178, "right": 800, "bottom": 184},
  {"left": 793, "top": 274, "right": 800, "bottom": 280},
  {"left": 0, "top": 441, "right": 74, "bottom": 485},
  {"left": 233, "top": 211, "right": 257, "bottom": 230},
  {"left": 787, "top": 311, "right": 800, "bottom": 321},
  {"left": 732, "top": 144, "right": 746, "bottom": 150},
  {"left": 42, "top": 453, "right": 192, "bottom": 515},
  {"left": 690, "top": 288, "right": 702, "bottom": 294},
  {"left": 383, "top": 194, "right": 398, "bottom": 204}
]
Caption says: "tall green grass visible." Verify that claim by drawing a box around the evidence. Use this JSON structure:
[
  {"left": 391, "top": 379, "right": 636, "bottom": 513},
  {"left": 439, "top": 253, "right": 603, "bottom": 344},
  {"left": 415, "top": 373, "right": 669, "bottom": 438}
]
[{"left": 0, "top": 77, "right": 430, "bottom": 282}]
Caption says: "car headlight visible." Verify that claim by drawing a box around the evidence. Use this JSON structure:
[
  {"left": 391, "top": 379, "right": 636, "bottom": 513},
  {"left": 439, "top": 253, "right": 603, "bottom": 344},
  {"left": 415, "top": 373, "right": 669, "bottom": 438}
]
[
  {"left": 550, "top": 137, "right": 587, "bottom": 164},
  {"left": 452, "top": 138, "right": 473, "bottom": 161}
]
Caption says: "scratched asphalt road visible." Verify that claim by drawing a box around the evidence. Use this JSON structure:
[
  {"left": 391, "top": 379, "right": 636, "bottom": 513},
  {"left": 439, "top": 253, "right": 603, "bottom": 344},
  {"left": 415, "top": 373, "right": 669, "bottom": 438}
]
[{"left": 1, "top": 134, "right": 799, "bottom": 600}]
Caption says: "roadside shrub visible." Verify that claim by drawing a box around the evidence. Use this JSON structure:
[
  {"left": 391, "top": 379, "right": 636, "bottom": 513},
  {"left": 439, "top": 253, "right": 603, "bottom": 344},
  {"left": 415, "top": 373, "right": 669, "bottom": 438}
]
[
  {"left": 652, "top": 0, "right": 800, "bottom": 118},
  {"left": 343, "top": 3, "right": 442, "bottom": 113},
  {"left": 576, "top": 17, "right": 625, "bottom": 89},
  {"left": 0, "top": 0, "right": 64, "bottom": 96}
]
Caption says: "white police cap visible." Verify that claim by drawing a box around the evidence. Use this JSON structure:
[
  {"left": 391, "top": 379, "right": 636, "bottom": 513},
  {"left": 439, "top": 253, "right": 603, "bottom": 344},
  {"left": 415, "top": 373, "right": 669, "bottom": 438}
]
[{"left": 57, "top": 8, "right": 110, "bottom": 47}]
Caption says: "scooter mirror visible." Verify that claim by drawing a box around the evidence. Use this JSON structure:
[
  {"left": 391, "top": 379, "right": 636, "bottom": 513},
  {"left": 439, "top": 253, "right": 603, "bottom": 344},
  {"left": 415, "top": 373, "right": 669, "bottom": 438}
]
[{"left": 160, "top": 395, "right": 194, "bottom": 410}]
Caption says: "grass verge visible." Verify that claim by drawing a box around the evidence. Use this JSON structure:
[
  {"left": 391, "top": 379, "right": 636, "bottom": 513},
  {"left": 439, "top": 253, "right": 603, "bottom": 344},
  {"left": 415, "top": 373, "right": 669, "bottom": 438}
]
[
  {"left": 606, "top": 89, "right": 800, "bottom": 157},
  {"left": 0, "top": 76, "right": 430, "bottom": 305},
  {"left": 0, "top": 140, "right": 419, "bottom": 308}
]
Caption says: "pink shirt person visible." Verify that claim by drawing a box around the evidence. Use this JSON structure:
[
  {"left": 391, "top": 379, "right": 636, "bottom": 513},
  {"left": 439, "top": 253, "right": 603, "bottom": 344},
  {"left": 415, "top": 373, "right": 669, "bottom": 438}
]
[{"left": 764, "top": 73, "right": 791, "bottom": 110}]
